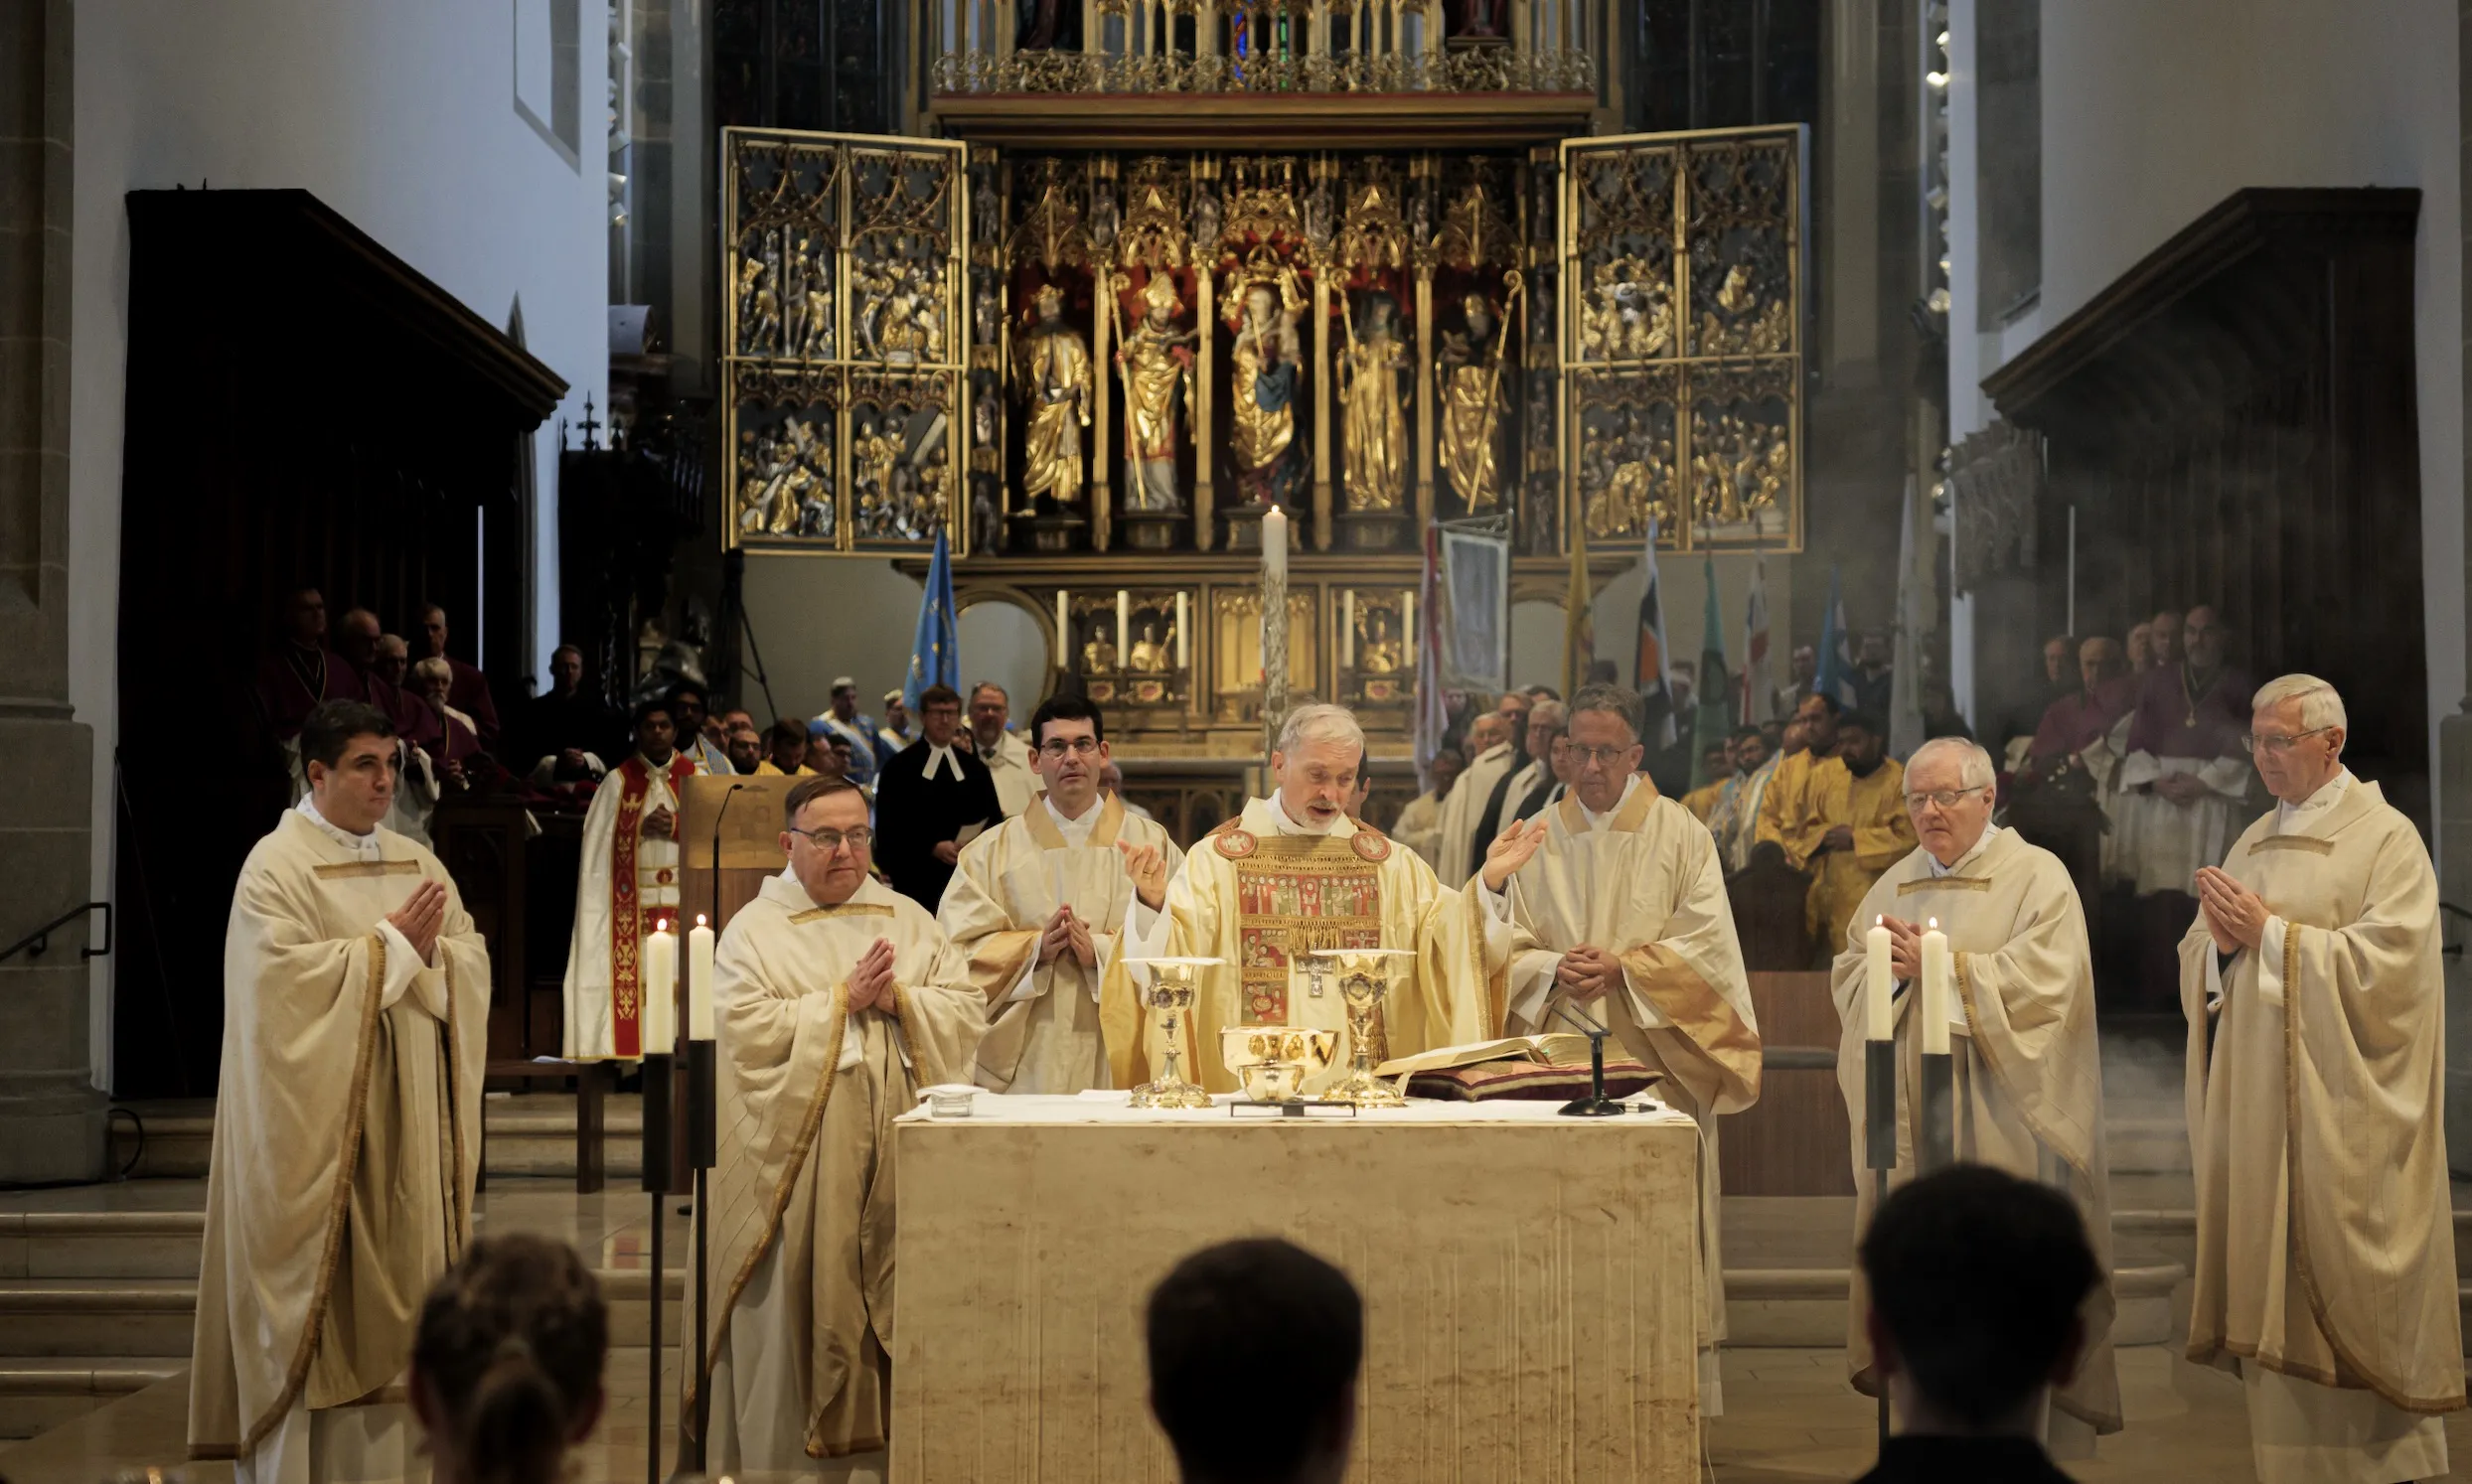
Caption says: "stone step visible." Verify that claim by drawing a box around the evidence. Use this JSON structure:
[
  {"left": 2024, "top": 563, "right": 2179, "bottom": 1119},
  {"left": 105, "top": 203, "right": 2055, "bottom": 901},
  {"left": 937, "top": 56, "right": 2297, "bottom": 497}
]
[
  {"left": 0, "top": 1268, "right": 685, "bottom": 1361},
  {"left": 111, "top": 1096, "right": 652, "bottom": 1181},
  {"left": 0, "top": 1210, "right": 212, "bottom": 1279},
  {"left": 1722, "top": 1263, "right": 2187, "bottom": 1349},
  {"left": 0, "top": 1356, "right": 184, "bottom": 1441}
]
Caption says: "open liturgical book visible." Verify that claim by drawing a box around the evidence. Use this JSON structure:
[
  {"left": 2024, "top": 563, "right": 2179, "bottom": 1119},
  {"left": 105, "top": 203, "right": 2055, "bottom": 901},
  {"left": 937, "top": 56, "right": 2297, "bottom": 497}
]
[{"left": 1375, "top": 1034, "right": 1664, "bottom": 1103}]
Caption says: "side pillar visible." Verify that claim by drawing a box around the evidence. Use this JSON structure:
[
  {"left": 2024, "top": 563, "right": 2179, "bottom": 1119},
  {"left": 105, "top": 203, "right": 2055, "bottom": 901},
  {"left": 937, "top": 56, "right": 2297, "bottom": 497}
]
[{"left": 0, "top": 0, "right": 104, "bottom": 1183}]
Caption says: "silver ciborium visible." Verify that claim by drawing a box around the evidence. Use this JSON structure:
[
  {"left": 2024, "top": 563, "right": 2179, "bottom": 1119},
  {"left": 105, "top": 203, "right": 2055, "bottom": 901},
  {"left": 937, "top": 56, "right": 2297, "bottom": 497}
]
[
  {"left": 1312, "top": 948, "right": 1417, "bottom": 1107},
  {"left": 1125, "top": 958, "right": 1221, "bottom": 1110}
]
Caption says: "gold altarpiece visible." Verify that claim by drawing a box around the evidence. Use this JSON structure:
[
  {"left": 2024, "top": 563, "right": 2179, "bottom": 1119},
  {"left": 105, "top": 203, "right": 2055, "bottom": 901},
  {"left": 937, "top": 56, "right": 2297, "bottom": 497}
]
[{"left": 720, "top": 104, "right": 1804, "bottom": 841}]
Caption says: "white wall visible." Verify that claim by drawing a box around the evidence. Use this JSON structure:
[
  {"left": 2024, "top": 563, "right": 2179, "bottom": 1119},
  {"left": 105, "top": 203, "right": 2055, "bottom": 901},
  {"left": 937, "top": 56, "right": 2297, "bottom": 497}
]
[
  {"left": 1992, "top": 0, "right": 2461, "bottom": 809},
  {"left": 72, "top": 0, "right": 610, "bottom": 1086}
]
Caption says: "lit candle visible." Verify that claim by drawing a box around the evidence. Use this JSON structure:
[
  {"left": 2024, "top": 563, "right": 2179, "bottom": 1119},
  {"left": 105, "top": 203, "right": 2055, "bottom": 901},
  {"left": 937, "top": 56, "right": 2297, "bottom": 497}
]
[
  {"left": 1116, "top": 589, "right": 1131, "bottom": 667},
  {"left": 1921, "top": 918, "right": 1950, "bottom": 1056},
  {"left": 1055, "top": 589, "right": 1071, "bottom": 668},
  {"left": 1174, "top": 592, "right": 1188, "bottom": 668},
  {"left": 1865, "top": 916, "right": 1893, "bottom": 1042},
  {"left": 688, "top": 913, "right": 715, "bottom": 1041},
  {"left": 1263, "top": 504, "right": 1288, "bottom": 584},
  {"left": 644, "top": 920, "right": 677, "bottom": 1055},
  {"left": 1341, "top": 590, "right": 1355, "bottom": 669}
]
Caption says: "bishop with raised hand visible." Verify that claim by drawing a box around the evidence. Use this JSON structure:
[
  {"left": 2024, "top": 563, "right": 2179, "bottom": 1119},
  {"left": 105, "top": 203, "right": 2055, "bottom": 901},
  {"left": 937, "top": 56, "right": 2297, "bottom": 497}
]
[
  {"left": 1104, "top": 702, "right": 1541, "bottom": 1095},
  {"left": 1827, "top": 736, "right": 2122, "bottom": 1454},
  {"left": 693, "top": 775, "right": 986, "bottom": 1471},
  {"left": 2181, "top": 674, "right": 2463, "bottom": 1483},
  {"left": 937, "top": 694, "right": 1180, "bottom": 1094},
  {"left": 1478, "top": 682, "right": 1759, "bottom": 1413},
  {"left": 190, "top": 700, "right": 490, "bottom": 1482}
]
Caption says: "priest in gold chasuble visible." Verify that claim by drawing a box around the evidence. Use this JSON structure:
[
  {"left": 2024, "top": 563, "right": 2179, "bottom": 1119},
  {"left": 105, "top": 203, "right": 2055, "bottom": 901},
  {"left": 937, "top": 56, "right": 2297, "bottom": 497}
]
[
  {"left": 1479, "top": 684, "right": 1759, "bottom": 1414},
  {"left": 691, "top": 778, "right": 985, "bottom": 1471},
  {"left": 190, "top": 701, "right": 490, "bottom": 1484},
  {"left": 2180, "top": 676, "right": 2462, "bottom": 1484},
  {"left": 1105, "top": 704, "right": 1529, "bottom": 1094},
  {"left": 937, "top": 695, "right": 1178, "bottom": 1094},
  {"left": 1829, "top": 737, "right": 2122, "bottom": 1452}
]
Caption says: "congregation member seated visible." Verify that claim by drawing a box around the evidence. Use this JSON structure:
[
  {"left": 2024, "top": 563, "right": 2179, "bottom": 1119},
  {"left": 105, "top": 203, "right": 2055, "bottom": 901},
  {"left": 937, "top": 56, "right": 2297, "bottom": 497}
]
[
  {"left": 1148, "top": 1239, "right": 1362, "bottom": 1484},
  {"left": 1852, "top": 1166, "right": 2100, "bottom": 1484},
  {"left": 410, "top": 1234, "right": 608, "bottom": 1484},
  {"left": 757, "top": 717, "right": 813, "bottom": 776},
  {"left": 416, "top": 602, "right": 502, "bottom": 749},
  {"left": 723, "top": 723, "right": 764, "bottom": 777},
  {"left": 514, "top": 644, "right": 628, "bottom": 793}
]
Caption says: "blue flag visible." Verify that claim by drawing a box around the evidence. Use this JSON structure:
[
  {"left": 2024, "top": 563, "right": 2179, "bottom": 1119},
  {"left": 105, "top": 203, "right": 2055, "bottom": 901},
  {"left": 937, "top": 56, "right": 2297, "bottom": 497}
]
[
  {"left": 903, "top": 529, "right": 960, "bottom": 711},
  {"left": 1814, "top": 564, "right": 1852, "bottom": 709}
]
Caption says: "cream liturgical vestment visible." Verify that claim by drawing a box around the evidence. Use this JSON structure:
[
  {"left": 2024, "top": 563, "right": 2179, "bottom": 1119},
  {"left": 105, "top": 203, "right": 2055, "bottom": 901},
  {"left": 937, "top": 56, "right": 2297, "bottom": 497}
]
[
  {"left": 1486, "top": 778, "right": 1760, "bottom": 1405},
  {"left": 692, "top": 873, "right": 985, "bottom": 1470},
  {"left": 1438, "top": 740, "right": 1516, "bottom": 880},
  {"left": 1829, "top": 825, "right": 2123, "bottom": 1443},
  {"left": 2179, "top": 773, "right": 2463, "bottom": 1484},
  {"left": 1103, "top": 797, "right": 1498, "bottom": 1094},
  {"left": 562, "top": 752, "right": 698, "bottom": 1056},
  {"left": 937, "top": 791, "right": 1178, "bottom": 1094},
  {"left": 190, "top": 804, "right": 490, "bottom": 1483}
]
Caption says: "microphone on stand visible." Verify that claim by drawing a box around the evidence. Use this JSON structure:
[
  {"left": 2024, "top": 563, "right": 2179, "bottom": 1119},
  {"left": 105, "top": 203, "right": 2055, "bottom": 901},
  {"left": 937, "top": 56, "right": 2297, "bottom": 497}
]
[
  {"left": 711, "top": 782, "right": 747, "bottom": 932},
  {"left": 682, "top": 780, "right": 744, "bottom": 1474}
]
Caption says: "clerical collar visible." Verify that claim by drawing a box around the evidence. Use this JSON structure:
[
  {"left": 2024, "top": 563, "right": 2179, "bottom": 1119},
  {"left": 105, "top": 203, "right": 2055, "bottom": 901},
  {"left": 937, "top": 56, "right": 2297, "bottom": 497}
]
[
  {"left": 1573, "top": 775, "right": 1639, "bottom": 830},
  {"left": 1267, "top": 794, "right": 1337, "bottom": 836},
  {"left": 1044, "top": 793, "right": 1100, "bottom": 841},
  {"left": 1927, "top": 823, "right": 2001, "bottom": 877},
  {"left": 921, "top": 742, "right": 964, "bottom": 783},
  {"left": 2277, "top": 768, "right": 2354, "bottom": 829},
  {"left": 295, "top": 794, "right": 382, "bottom": 859},
  {"left": 639, "top": 751, "right": 678, "bottom": 772}
]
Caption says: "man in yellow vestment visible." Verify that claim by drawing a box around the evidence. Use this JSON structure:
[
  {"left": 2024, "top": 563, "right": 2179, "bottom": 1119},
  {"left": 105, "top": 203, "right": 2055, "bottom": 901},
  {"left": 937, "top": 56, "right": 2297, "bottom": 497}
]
[
  {"left": 190, "top": 700, "right": 490, "bottom": 1483},
  {"left": 1106, "top": 703, "right": 1539, "bottom": 1094},
  {"left": 692, "top": 776, "right": 986, "bottom": 1471},
  {"left": 2181, "top": 674, "right": 2463, "bottom": 1483},
  {"left": 938, "top": 695, "right": 1178, "bottom": 1093},
  {"left": 1829, "top": 736, "right": 2122, "bottom": 1454},
  {"left": 1765, "top": 704, "right": 1917, "bottom": 951},
  {"left": 1479, "top": 683, "right": 1759, "bottom": 1414}
]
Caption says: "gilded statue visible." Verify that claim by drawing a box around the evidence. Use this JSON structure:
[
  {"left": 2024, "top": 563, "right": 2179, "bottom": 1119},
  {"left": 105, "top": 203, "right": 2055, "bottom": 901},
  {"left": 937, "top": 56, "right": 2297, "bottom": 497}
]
[
  {"left": 1581, "top": 259, "right": 1672, "bottom": 361},
  {"left": 1358, "top": 608, "right": 1404, "bottom": 673},
  {"left": 1113, "top": 273, "right": 1196, "bottom": 514},
  {"left": 1584, "top": 415, "right": 1670, "bottom": 538},
  {"left": 1228, "top": 268, "right": 1307, "bottom": 506},
  {"left": 737, "top": 251, "right": 783, "bottom": 356},
  {"left": 1337, "top": 293, "right": 1409, "bottom": 513},
  {"left": 736, "top": 419, "right": 834, "bottom": 539},
  {"left": 1013, "top": 283, "right": 1092, "bottom": 511},
  {"left": 1128, "top": 621, "right": 1173, "bottom": 672},
  {"left": 1082, "top": 631, "right": 1119, "bottom": 671},
  {"left": 1437, "top": 292, "right": 1511, "bottom": 512},
  {"left": 858, "top": 249, "right": 940, "bottom": 366}
]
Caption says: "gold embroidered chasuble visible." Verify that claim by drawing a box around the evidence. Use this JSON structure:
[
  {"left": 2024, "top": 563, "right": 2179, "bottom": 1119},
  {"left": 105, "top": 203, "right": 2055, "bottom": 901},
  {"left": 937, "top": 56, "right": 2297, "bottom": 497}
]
[
  {"left": 1827, "top": 825, "right": 2122, "bottom": 1435},
  {"left": 189, "top": 812, "right": 490, "bottom": 1464},
  {"left": 2177, "top": 779, "right": 2464, "bottom": 1442},
  {"left": 690, "top": 873, "right": 985, "bottom": 1467},
  {"left": 936, "top": 791, "right": 1178, "bottom": 1094},
  {"left": 1492, "top": 782, "right": 1760, "bottom": 1357},
  {"left": 1100, "top": 797, "right": 1495, "bottom": 1095}
]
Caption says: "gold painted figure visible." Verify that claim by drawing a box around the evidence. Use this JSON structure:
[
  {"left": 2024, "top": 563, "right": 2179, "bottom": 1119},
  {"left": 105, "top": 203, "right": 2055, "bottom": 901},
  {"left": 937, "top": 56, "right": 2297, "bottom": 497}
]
[
  {"left": 1013, "top": 283, "right": 1092, "bottom": 510},
  {"left": 1358, "top": 608, "right": 1404, "bottom": 674},
  {"left": 1228, "top": 271, "right": 1306, "bottom": 505},
  {"left": 1437, "top": 293, "right": 1510, "bottom": 512},
  {"left": 1083, "top": 628, "right": 1120, "bottom": 672},
  {"left": 1337, "top": 293, "right": 1409, "bottom": 513},
  {"left": 1116, "top": 274, "right": 1196, "bottom": 515},
  {"left": 1128, "top": 621, "right": 1173, "bottom": 673}
]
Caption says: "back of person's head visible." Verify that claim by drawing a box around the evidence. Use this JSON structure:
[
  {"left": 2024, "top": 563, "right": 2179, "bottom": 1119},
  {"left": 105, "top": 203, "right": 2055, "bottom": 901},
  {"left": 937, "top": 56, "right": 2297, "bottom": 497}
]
[
  {"left": 1147, "top": 1239, "right": 1361, "bottom": 1484},
  {"left": 1859, "top": 1165, "right": 2098, "bottom": 1431},
  {"left": 410, "top": 1234, "right": 609, "bottom": 1484}
]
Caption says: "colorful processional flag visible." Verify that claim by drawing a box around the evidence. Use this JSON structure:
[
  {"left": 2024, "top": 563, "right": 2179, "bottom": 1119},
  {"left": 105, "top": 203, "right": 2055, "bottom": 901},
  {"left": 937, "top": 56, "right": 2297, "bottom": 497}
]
[
  {"left": 902, "top": 528, "right": 960, "bottom": 713},
  {"left": 1741, "top": 550, "right": 1772, "bottom": 724},
  {"left": 1633, "top": 519, "right": 1676, "bottom": 747},
  {"left": 1814, "top": 564, "right": 1854, "bottom": 709}
]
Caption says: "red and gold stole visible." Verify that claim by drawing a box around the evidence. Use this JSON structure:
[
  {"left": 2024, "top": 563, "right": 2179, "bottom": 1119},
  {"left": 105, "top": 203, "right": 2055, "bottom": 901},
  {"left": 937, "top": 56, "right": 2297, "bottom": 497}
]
[
  {"left": 606, "top": 753, "right": 697, "bottom": 1057},
  {"left": 1216, "top": 824, "right": 1387, "bottom": 1032}
]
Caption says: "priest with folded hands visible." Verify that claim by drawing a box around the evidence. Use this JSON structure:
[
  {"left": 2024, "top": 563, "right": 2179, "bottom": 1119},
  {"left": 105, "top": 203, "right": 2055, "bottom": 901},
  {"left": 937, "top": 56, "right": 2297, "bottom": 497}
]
[
  {"left": 1828, "top": 735, "right": 2121, "bottom": 1453},
  {"left": 692, "top": 775, "right": 985, "bottom": 1472},
  {"left": 1478, "top": 681, "right": 1760, "bottom": 1414}
]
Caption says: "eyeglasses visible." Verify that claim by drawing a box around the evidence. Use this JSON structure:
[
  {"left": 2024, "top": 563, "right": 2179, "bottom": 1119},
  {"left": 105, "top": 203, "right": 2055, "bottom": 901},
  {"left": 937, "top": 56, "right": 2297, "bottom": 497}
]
[
  {"left": 1555, "top": 741, "right": 1634, "bottom": 768},
  {"left": 2240, "top": 727, "right": 2336, "bottom": 755},
  {"left": 1037, "top": 737, "right": 1103, "bottom": 758},
  {"left": 1905, "top": 785, "right": 1989, "bottom": 812},
  {"left": 787, "top": 825, "right": 872, "bottom": 853}
]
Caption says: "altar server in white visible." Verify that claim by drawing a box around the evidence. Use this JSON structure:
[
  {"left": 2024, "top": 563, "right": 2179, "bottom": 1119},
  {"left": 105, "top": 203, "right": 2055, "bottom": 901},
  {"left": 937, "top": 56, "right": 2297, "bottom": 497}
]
[{"left": 938, "top": 694, "right": 1179, "bottom": 1093}]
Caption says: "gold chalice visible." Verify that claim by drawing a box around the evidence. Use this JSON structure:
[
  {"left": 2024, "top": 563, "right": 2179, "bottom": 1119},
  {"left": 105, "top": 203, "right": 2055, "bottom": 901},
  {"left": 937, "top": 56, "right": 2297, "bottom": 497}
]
[
  {"left": 1312, "top": 948, "right": 1417, "bottom": 1107},
  {"left": 1239, "top": 1061, "right": 1306, "bottom": 1104},
  {"left": 1125, "top": 958, "right": 1220, "bottom": 1110},
  {"left": 1218, "top": 1025, "right": 1338, "bottom": 1084}
]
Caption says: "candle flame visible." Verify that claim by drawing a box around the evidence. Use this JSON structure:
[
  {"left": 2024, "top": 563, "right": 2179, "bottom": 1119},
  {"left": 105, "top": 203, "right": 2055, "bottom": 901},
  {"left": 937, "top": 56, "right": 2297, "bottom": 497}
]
[
  {"left": 1875, "top": 915, "right": 1883, "bottom": 926},
  {"left": 696, "top": 914, "right": 708, "bottom": 927},
  {"left": 1928, "top": 917, "right": 1938, "bottom": 930}
]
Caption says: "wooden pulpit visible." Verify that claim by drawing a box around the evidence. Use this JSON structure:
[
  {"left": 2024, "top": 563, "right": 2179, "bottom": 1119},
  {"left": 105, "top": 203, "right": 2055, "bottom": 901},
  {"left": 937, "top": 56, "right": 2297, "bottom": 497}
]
[{"left": 680, "top": 775, "right": 798, "bottom": 936}]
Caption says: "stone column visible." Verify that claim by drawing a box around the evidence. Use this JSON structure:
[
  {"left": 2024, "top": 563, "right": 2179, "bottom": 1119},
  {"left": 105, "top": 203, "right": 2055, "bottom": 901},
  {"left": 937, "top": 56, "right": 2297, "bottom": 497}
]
[{"left": 0, "top": 0, "right": 103, "bottom": 1183}]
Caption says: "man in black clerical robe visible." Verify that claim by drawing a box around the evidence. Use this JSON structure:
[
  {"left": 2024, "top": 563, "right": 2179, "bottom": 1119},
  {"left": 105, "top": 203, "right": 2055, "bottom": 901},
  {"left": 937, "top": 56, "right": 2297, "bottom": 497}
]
[
  {"left": 514, "top": 644, "right": 631, "bottom": 790},
  {"left": 874, "top": 682, "right": 1002, "bottom": 909}
]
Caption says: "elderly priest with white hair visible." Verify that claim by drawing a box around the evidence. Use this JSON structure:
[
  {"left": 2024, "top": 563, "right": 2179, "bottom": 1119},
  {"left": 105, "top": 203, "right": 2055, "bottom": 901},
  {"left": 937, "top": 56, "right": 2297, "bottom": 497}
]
[
  {"left": 691, "top": 775, "right": 986, "bottom": 1471},
  {"left": 1477, "top": 682, "right": 1759, "bottom": 1412},
  {"left": 1106, "top": 702, "right": 1542, "bottom": 1094},
  {"left": 190, "top": 699, "right": 490, "bottom": 1483},
  {"left": 2180, "top": 674, "right": 2463, "bottom": 1484},
  {"left": 1828, "top": 734, "right": 2122, "bottom": 1453}
]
